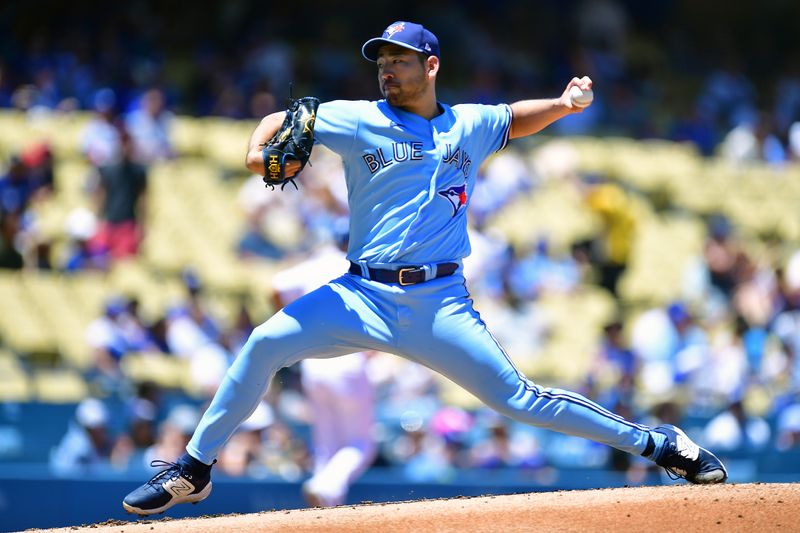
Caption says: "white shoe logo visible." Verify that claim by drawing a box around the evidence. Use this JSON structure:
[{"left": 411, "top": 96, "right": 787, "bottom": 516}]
[
  {"left": 163, "top": 477, "right": 195, "bottom": 498},
  {"left": 675, "top": 433, "right": 700, "bottom": 461}
]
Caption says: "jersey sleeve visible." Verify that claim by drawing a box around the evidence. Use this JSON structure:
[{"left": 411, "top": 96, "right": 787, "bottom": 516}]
[
  {"left": 459, "top": 103, "right": 512, "bottom": 160},
  {"left": 313, "top": 100, "right": 363, "bottom": 156}
]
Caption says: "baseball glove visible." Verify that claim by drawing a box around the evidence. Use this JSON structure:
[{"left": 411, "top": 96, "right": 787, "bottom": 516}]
[{"left": 261, "top": 96, "right": 320, "bottom": 190}]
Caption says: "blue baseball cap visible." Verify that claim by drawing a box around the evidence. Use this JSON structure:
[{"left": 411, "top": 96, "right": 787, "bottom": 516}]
[{"left": 361, "top": 21, "right": 440, "bottom": 62}]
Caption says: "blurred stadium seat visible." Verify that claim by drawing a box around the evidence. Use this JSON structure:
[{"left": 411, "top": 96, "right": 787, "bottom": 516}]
[
  {"left": 1, "top": 107, "right": 800, "bottom": 488},
  {"left": 3, "top": 107, "right": 799, "bottom": 377},
  {"left": 0, "top": 349, "right": 32, "bottom": 402},
  {"left": 120, "top": 352, "right": 193, "bottom": 393},
  {"left": 32, "top": 369, "right": 89, "bottom": 403}
]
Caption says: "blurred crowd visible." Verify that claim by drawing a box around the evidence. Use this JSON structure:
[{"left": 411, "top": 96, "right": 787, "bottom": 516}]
[
  {"left": 42, "top": 138, "right": 800, "bottom": 485},
  {"left": 0, "top": 85, "right": 172, "bottom": 271},
  {"left": 1, "top": 0, "right": 799, "bottom": 487},
  {"left": 2, "top": 1, "right": 800, "bottom": 161}
]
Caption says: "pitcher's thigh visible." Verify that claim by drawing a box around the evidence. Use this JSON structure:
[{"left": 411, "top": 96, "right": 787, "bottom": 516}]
[
  {"left": 242, "top": 280, "right": 393, "bottom": 369},
  {"left": 400, "top": 304, "right": 524, "bottom": 411}
]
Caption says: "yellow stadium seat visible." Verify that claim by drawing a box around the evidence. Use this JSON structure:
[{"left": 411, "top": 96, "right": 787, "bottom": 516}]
[
  {"left": 21, "top": 271, "right": 95, "bottom": 369},
  {"left": 171, "top": 116, "right": 203, "bottom": 156},
  {"left": 0, "top": 352, "right": 32, "bottom": 402},
  {"left": 120, "top": 352, "right": 190, "bottom": 390},
  {"left": 33, "top": 369, "right": 89, "bottom": 403},
  {"left": 0, "top": 271, "right": 58, "bottom": 357}
]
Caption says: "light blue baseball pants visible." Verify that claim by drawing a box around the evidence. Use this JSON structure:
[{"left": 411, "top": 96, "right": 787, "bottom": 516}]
[{"left": 187, "top": 272, "right": 650, "bottom": 464}]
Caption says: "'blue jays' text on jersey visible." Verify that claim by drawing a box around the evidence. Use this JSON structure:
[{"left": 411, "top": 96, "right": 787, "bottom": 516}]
[{"left": 313, "top": 100, "right": 511, "bottom": 266}]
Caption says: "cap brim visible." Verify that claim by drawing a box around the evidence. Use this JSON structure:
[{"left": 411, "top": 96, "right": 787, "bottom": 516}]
[{"left": 361, "top": 38, "right": 425, "bottom": 62}]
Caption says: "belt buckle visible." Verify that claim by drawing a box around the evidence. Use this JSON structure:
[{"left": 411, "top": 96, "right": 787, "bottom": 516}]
[{"left": 398, "top": 267, "right": 417, "bottom": 286}]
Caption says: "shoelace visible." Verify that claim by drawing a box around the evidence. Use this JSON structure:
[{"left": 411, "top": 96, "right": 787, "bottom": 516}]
[
  {"left": 664, "top": 468, "right": 684, "bottom": 481},
  {"left": 146, "top": 460, "right": 189, "bottom": 486},
  {"left": 660, "top": 442, "right": 690, "bottom": 481}
]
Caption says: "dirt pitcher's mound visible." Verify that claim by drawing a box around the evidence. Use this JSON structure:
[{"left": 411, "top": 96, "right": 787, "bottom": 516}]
[{"left": 36, "top": 483, "right": 798, "bottom": 533}]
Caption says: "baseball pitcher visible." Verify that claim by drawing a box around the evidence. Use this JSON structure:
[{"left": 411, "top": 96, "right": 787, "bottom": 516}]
[{"left": 123, "top": 20, "right": 726, "bottom": 516}]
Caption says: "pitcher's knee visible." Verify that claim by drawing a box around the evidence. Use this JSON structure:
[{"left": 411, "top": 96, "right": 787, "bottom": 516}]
[
  {"left": 249, "top": 312, "right": 302, "bottom": 345},
  {"left": 245, "top": 324, "right": 275, "bottom": 352},
  {"left": 480, "top": 380, "right": 553, "bottom": 428},
  {"left": 480, "top": 386, "right": 526, "bottom": 415},
  {"left": 240, "top": 318, "right": 302, "bottom": 365}
]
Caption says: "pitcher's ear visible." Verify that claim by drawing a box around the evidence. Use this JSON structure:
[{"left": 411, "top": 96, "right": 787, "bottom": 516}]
[{"left": 427, "top": 55, "right": 440, "bottom": 75}]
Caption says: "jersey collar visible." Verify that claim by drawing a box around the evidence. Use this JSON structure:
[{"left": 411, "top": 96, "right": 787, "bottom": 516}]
[{"left": 377, "top": 100, "right": 453, "bottom": 131}]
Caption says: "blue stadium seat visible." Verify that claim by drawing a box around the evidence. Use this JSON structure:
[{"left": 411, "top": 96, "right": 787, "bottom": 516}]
[{"left": 0, "top": 403, "right": 76, "bottom": 463}]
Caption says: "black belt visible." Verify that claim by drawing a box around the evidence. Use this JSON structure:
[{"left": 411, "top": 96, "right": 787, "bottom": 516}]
[{"left": 348, "top": 262, "right": 459, "bottom": 286}]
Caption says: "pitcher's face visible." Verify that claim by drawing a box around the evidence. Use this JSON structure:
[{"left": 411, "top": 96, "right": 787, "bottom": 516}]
[{"left": 376, "top": 45, "right": 429, "bottom": 107}]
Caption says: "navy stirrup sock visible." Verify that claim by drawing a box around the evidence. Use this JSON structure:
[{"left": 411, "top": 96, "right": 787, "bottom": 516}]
[
  {"left": 178, "top": 452, "right": 213, "bottom": 476},
  {"left": 642, "top": 431, "right": 667, "bottom": 461}
]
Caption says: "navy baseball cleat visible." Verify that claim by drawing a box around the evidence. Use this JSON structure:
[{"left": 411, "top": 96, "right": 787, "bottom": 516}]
[
  {"left": 122, "top": 460, "right": 212, "bottom": 515},
  {"left": 651, "top": 424, "right": 728, "bottom": 484}
]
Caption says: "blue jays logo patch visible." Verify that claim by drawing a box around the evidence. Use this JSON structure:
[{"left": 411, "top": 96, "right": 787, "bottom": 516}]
[
  {"left": 385, "top": 23, "right": 405, "bottom": 38},
  {"left": 438, "top": 184, "right": 468, "bottom": 217}
]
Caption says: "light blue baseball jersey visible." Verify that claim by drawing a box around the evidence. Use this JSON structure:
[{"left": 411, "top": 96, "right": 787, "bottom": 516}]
[
  {"left": 186, "top": 98, "right": 653, "bottom": 468},
  {"left": 313, "top": 100, "right": 511, "bottom": 266}
]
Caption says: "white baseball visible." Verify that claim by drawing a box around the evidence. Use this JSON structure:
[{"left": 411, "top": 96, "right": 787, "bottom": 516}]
[{"left": 569, "top": 85, "right": 594, "bottom": 108}]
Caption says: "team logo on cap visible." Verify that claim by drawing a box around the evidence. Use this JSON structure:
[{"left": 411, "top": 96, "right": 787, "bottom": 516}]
[
  {"left": 385, "top": 23, "right": 405, "bottom": 38},
  {"left": 438, "top": 184, "right": 468, "bottom": 217}
]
